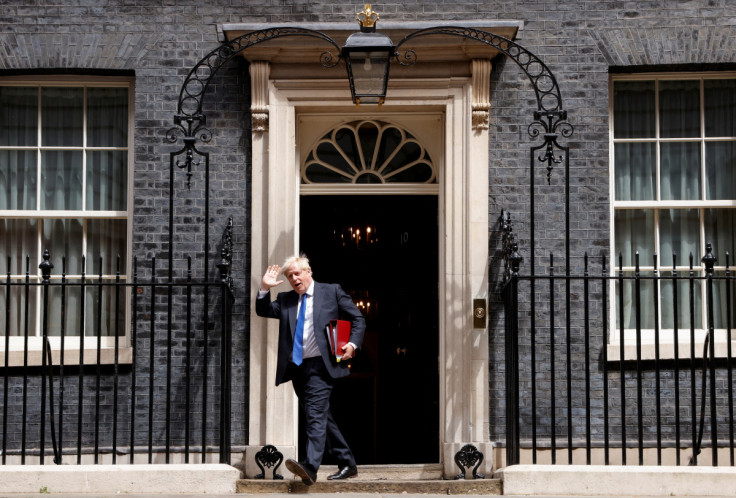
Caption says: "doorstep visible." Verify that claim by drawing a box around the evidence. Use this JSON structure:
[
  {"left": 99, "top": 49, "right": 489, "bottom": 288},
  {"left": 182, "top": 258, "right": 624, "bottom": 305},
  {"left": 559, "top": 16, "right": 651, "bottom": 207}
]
[{"left": 237, "top": 464, "right": 501, "bottom": 494}]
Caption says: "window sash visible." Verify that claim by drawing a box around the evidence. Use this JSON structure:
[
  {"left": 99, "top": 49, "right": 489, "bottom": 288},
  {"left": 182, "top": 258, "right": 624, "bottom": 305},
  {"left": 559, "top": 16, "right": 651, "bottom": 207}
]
[
  {"left": 611, "top": 73, "right": 736, "bottom": 337},
  {"left": 0, "top": 78, "right": 132, "bottom": 344}
]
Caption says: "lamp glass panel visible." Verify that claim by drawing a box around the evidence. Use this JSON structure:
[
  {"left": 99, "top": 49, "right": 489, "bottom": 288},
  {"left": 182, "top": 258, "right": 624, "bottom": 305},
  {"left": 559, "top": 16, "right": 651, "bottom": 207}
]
[{"left": 349, "top": 50, "right": 388, "bottom": 99}]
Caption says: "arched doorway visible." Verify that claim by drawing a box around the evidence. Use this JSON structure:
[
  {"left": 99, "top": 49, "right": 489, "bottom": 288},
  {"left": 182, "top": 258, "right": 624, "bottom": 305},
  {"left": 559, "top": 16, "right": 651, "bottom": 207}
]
[
  {"left": 297, "top": 118, "right": 441, "bottom": 463},
  {"left": 245, "top": 73, "right": 493, "bottom": 476}
]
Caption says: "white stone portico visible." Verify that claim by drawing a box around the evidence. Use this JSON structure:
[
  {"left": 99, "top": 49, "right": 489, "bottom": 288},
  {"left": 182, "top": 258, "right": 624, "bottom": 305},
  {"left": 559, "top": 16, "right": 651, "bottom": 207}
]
[{"left": 226, "top": 21, "right": 521, "bottom": 478}]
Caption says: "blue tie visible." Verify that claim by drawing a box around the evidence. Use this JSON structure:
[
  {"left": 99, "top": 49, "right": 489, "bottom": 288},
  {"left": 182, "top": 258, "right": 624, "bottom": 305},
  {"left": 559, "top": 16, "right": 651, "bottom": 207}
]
[{"left": 292, "top": 293, "right": 307, "bottom": 366}]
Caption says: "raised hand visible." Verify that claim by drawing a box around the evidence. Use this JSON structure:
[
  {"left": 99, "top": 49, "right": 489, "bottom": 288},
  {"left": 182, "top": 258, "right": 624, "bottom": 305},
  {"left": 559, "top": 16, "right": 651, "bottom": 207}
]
[{"left": 261, "top": 265, "right": 284, "bottom": 290}]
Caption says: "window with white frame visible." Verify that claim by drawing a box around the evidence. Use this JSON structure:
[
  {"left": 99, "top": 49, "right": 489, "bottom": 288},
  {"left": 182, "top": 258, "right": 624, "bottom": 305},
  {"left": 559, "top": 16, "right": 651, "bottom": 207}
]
[
  {"left": 0, "top": 77, "right": 132, "bottom": 351},
  {"left": 611, "top": 73, "right": 736, "bottom": 345}
]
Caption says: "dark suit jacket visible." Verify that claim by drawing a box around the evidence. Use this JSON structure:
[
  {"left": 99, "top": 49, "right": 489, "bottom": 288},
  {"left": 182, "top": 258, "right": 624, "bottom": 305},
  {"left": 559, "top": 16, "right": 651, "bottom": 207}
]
[{"left": 256, "top": 281, "right": 366, "bottom": 386}]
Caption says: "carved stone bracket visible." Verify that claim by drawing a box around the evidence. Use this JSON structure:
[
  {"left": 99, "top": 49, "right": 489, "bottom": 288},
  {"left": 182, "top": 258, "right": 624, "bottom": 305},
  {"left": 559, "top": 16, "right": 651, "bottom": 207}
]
[
  {"left": 250, "top": 61, "right": 270, "bottom": 133},
  {"left": 471, "top": 59, "right": 491, "bottom": 130}
]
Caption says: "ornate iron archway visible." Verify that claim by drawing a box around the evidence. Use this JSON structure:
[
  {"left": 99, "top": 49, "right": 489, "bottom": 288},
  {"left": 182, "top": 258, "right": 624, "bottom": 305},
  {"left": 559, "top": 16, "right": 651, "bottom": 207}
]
[{"left": 166, "top": 23, "right": 573, "bottom": 259}]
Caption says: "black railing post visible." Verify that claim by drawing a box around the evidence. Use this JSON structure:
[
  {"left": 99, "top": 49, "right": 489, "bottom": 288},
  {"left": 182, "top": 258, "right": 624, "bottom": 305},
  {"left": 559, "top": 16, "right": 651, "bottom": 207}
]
[
  {"left": 702, "top": 243, "right": 718, "bottom": 465},
  {"left": 216, "top": 218, "right": 234, "bottom": 464},
  {"left": 672, "top": 253, "right": 681, "bottom": 465},
  {"left": 689, "top": 253, "right": 698, "bottom": 465},
  {"left": 39, "top": 250, "right": 52, "bottom": 464},
  {"left": 21, "top": 255, "right": 30, "bottom": 465},
  {"left": 635, "top": 253, "right": 643, "bottom": 465},
  {"left": 504, "top": 243, "right": 522, "bottom": 466},
  {"left": 617, "top": 253, "right": 626, "bottom": 465},
  {"left": 583, "top": 253, "right": 591, "bottom": 464},
  {"left": 130, "top": 257, "right": 138, "bottom": 464},
  {"left": 653, "top": 254, "right": 662, "bottom": 465},
  {"left": 185, "top": 257, "right": 192, "bottom": 463},
  {"left": 548, "top": 253, "right": 556, "bottom": 464},
  {"left": 726, "top": 252, "right": 735, "bottom": 466},
  {"left": 2, "top": 257, "right": 10, "bottom": 465},
  {"left": 601, "top": 254, "right": 609, "bottom": 465}
]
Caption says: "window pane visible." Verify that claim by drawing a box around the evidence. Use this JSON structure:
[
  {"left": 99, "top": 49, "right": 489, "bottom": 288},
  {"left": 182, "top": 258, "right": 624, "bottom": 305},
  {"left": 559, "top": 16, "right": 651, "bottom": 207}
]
[
  {"left": 41, "top": 150, "right": 83, "bottom": 210},
  {"left": 1, "top": 283, "right": 38, "bottom": 336},
  {"left": 47, "top": 283, "right": 82, "bottom": 337},
  {"left": 615, "top": 210, "right": 654, "bottom": 266},
  {"left": 614, "top": 142, "right": 656, "bottom": 200},
  {"left": 87, "top": 151, "right": 127, "bottom": 211},
  {"left": 704, "top": 79, "right": 736, "bottom": 137},
  {"left": 0, "top": 150, "right": 37, "bottom": 210},
  {"left": 705, "top": 141, "right": 736, "bottom": 200},
  {"left": 613, "top": 81, "right": 655, "bottom": 138},
  {"left": 304, "top": 162, "right": 352, "bottom": 183},
  {"left": 660, "top": 80, "right": 700, "bottom": 138},
  {"left": 377, "top": 127, "right": 405, "bottom": 169},
  {"left": 660, "top": 142, "right": 701, "bottom": 200},
  {"left": 704, "top": 208, "right": 736, "bottom": 263},
  {"left": 388, "top": 163, "right": 433, "bottom": 183},
  {"left": 86, "top": 219, "right": 127, "bottom": 275},
  {"left": 334, "top": 127, "right": 359, "bottom": 165},
  {"left": 41, "top": 87, "right": 83, "bottom": 147},
  {"left": 84, "top": 284, "right": 125, "bottom": 337},
  {"left": 713, "top": 271, "right": 736, "bottom": 329},
  {"left": 358, "top": 121, "right": 379, "bottom": 166},
  {"left": 42, "top": 218, "right": 83, "bottom": 275},
  {"left": 0, "top": 86, "right": 37, "bottom": 146},
  {"left": 314, "top": 142, "right": 355, "bottom": 178},
  {"left": 660, "top": 209, "right": 700, "bottom": 264},
  {"left": 0, "top": 218, "right": 38, "bottom": 275},
  {"left": 661, "top": 272, "right": 703, "bottom": 330},
  {"left": 87, "top": 87, "right": 128, "bottom": 147},
  {"left": 615, "top": 272, "right": 655, "bottom": 330}
]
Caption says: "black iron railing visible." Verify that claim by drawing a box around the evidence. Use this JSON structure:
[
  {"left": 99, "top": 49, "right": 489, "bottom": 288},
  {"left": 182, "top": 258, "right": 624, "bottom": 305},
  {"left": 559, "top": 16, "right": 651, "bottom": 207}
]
[
  {"left": 0, "top": 244, "right": 233, "bottom": 465},
  {"left": 502, "top": 230, "right": 736, "bottom": 467}
]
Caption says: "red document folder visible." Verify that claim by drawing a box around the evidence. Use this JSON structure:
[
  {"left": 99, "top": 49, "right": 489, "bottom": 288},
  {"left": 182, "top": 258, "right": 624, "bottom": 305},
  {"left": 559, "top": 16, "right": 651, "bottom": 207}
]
[{"left": 326, "top": 319, "right": 351, "bottom": 362}]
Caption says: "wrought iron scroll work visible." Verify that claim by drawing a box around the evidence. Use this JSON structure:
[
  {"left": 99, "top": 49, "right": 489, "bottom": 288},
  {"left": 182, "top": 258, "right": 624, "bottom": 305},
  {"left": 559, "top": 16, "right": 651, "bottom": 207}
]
[
  {"left": 395, "top": 27, "right": 574, "bottom": 182},
  {"left": 529, "top": 110, "right": 574, "bottom": 184},
  {"left": 454, "top": 444, "right": 485, "bottom": 479},
  {"left": 254, "top": 444, "right": 284, "bottom": 479},
  {"left": 166, "top": 28, "right": 342, "bottom": 184}
]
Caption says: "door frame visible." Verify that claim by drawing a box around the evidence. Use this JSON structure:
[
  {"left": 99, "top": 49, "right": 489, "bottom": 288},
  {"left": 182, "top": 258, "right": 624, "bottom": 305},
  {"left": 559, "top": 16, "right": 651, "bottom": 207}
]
[{"left": 245, "top": 75, "right": 491, "bottom": 478}]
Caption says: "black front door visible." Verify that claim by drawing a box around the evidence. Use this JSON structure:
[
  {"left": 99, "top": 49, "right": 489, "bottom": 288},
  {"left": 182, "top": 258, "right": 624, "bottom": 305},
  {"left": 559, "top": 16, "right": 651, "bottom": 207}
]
[{"left": 300, "top": 194, "right": 439, "bottom": 464}]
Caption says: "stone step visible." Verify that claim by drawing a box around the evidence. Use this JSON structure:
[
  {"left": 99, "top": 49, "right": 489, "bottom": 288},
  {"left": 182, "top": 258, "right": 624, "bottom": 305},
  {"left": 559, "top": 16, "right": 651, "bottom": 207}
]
[
  {"left": 236, "top": 478, "right": 502, "bottom": 495},
  {"left": 237, "top": 464, "right": 501, "bottom": 495}
]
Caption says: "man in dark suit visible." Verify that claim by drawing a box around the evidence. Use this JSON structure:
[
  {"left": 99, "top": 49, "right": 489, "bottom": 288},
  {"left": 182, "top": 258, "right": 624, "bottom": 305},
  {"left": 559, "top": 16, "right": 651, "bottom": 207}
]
[{"left": 256, "top": 255, "right": 365, "bottom": 485}]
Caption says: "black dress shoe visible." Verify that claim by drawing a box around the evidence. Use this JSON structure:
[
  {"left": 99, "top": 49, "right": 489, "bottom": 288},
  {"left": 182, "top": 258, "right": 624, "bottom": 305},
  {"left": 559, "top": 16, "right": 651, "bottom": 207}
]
[
  {"left": 285, "top": 458, "right": 317, "bottom": 485},
  {"left": 327, "top": 465, "right": 358, "bottom": 480}
]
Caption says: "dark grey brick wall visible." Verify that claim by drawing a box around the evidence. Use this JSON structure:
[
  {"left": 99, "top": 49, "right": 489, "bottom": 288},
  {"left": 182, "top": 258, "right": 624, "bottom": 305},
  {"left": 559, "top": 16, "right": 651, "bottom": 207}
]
[{"left": 1, "top": 0, "right": 735, "bottom": 459}]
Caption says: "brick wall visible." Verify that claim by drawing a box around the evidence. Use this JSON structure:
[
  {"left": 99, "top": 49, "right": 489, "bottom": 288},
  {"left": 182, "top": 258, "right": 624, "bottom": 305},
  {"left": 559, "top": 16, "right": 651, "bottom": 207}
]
[{"left": 1, "top": 0, "right": 735, "bottom": 460}]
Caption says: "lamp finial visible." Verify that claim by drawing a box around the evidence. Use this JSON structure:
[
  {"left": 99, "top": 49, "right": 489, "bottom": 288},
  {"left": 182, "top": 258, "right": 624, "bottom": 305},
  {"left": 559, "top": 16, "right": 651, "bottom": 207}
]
[{"left": 357, "top": 4, "right": 379, "bottom": 32}]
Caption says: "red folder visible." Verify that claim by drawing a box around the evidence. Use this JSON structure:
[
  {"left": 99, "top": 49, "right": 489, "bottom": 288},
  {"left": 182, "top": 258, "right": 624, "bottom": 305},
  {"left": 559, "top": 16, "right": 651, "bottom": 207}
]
[{"left": 326, "top": 319, "right": 351, "bottom": 362}]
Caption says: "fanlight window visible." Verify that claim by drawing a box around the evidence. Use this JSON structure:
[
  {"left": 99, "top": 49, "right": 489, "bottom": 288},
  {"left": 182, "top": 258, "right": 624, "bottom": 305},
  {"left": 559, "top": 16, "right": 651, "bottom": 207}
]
[{"left": 302, "top": 120, "right": 436, "bottom": 184}]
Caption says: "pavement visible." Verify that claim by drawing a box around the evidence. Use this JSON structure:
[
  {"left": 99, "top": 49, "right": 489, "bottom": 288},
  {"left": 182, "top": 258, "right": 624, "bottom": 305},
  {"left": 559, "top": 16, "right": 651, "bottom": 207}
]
[{"left": 2, "top": 491, "right": 729, "bottom": 497}]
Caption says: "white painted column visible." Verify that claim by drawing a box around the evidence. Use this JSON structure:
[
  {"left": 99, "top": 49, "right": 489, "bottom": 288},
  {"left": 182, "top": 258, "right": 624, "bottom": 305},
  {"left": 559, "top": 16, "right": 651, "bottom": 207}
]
[
  {"left": 244, "top": 75, "right": 300, "bottom": 478},
  {"left": 440, "top": 69, "right": 492, "bottom": 478}
]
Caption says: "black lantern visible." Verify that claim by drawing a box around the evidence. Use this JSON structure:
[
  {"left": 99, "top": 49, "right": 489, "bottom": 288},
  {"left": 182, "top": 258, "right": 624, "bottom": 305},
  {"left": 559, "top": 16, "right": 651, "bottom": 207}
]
[{"left": 341, "top": 4, "right": 395, "bottom": 106}]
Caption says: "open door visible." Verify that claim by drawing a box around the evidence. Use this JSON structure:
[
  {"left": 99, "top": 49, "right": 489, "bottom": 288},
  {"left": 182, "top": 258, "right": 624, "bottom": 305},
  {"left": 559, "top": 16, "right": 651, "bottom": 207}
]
[{"left": 300, "top": 194, "right": 439, "bottom": 464}]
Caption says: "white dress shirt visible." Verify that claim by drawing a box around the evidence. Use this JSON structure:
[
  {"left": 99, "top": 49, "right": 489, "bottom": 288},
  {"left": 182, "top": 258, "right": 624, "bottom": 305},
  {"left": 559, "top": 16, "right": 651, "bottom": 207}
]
[
  {"left": 298, "top": 281, "right": 320, "bottom": 359},
  {"left": 258, "top": 282, "right": 356, "bottom": 360}
]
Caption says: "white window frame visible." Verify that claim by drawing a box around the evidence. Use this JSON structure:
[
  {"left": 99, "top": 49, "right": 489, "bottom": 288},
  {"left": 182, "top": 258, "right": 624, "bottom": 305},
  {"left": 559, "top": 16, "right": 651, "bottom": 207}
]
[
  {"left": 608, "top": 71, "right": 736, "bottom": 360},
  {"left": 0, "top": 75, "right": 134, "bottom": 366}
]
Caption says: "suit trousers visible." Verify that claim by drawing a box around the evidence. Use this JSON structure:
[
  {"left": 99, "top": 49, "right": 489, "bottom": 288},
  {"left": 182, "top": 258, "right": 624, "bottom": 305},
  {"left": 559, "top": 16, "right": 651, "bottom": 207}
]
[{"left": 289, "top": 357, "right": 356, "bottom": 472}]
